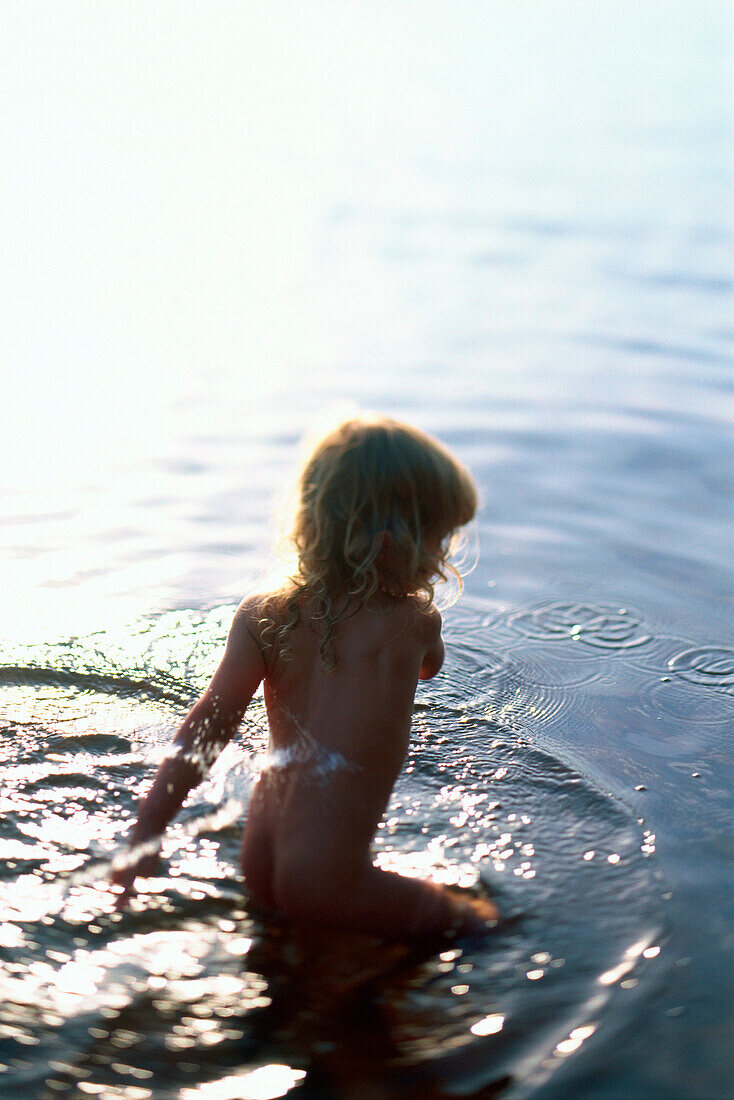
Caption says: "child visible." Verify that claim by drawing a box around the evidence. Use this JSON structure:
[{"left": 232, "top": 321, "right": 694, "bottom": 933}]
[{"left": 112, "top": 417, "right": 498, "bottom": 937}]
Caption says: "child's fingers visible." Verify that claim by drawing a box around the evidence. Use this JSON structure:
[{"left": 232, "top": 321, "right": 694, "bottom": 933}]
[
  {"left": 109, "top": 880, "right": 134, "bottom": 910},
  {"left": 469, "top": 895, "right": 500, "bottom": 922},
  {"left": 444, "top": 886, "right": 500, "bottom": 933},
  {"left": 110, "top": 852, "right": 159, "bottom": 886}
]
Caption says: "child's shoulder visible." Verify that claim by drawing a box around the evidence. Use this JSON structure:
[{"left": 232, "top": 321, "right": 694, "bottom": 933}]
[
  {"left": 234, "top": 589, "right": 292, "bottom": 632},
  {"left": 376, "top": 594, "right": 442, "bottom": 639},
  {"left": 227, "top": 590, "right": 282, "bottom": 646},
  {"left": 223, "top": 590, "right": 289, "bottom": 672},
  {"left": 235, "top": 589, "right": 281, "bottom": 619},
  {"left": 231, "top": 588, "right": 440, "bottom": 643}
]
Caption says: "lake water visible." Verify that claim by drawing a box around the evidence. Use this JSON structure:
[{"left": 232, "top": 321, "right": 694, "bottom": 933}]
[{"left": 1, "top": 3, "right": 732, "bottom": 1097}]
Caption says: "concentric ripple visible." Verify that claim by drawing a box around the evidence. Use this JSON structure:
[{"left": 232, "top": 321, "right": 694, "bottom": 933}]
[
  {"left": 0, "top": 626, "right": 667, "bottom": 1100},
  {"left": 668, "top": 646, "right": 734, "bottom": 690},
  {"left": 633, "top": 675, "right": 734, "bottom": 732},
  {"left": 508, "top": 602, "right": 651, "bottom": 651}
]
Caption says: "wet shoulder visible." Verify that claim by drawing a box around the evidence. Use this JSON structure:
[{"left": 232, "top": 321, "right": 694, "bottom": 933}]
[
  {"left": 364, "top": 595, "right": 440, "bottom": 650},
  {"left": 231, "top": 591, "right": 285, "bottom": 667},
  {"left": 233, "top": 591, "right": 276, "bottom": 632}
]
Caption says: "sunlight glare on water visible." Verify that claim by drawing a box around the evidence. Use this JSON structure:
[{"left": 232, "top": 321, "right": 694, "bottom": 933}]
[{"left": 181, "top": 1065, "right": 307, "bottom": 1100}]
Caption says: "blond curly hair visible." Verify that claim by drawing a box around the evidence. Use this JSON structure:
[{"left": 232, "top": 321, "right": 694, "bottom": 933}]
[{"left": 267, "top": 417, "right": 477, "bottom": 669}]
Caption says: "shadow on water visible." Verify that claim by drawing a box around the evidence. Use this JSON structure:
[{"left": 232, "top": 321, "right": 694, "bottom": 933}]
[{"left": 3, "top": 598, "right": 732, "bottom": 1096}]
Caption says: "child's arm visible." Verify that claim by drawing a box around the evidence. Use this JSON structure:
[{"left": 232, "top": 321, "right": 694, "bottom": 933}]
[
  {"left": 111, "top": 599, "right": 266, "bottom": 897},
  {"left": 418, "top": 606, "right": 445, "bottom": 680}
]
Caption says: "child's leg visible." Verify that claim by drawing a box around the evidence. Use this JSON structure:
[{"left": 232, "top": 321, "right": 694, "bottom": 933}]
[
  {"left": 274, "top": 857, "right": 498, "bottom": 938},
  {"left": 268, "top": 775, "right": 499, "bottom": 938},
  {"left": 240, "top": 777, "right": 276, "bottom": 909},
  {"left": 342, "top": 864, "right": 499, "bottom": 937}
]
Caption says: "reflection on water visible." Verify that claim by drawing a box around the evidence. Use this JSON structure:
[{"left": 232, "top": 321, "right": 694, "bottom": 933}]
[
  {"left": 2, "top": 591, "right": 730, "bottom": 1096},
  {"left": 1, "top": 603, "right": 714, "bottom": 1097}
]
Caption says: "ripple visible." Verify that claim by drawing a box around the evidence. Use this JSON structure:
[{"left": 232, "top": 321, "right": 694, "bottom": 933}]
[
  {"left": 0, "top": 679, "right": 173, "bottom": 757},
  {"left": 509, "top": 681, "right": 576, "bottom": 730},
  {"left": 508, "top": 602, "right": 651, "bottom": 651},
  {"left": 668, "top": 646, "right": 734, "bottom": 689},
  {"left": 0, "top": 662, "right": 188, "bottom": 705},
  {"left": 418, "top": 646, "right": 527, "bottom": 716},
  {"left": 0, "top": 634, "right": 667, "bottom": 1100},
  {"left": 395, "top": 706, "right": 663, "bottom": 1099},
  {"left": 515, "top": 647, "right": 604, "bottom": 689},
  {"left": 622, "top": 634, "right": 689, "bottom": 675},
  {"left": 471, "top": 662, "right": 581, "bottom": 733},
  {"left": 635, "top": 676, "right": 734, "bottom": 728},
  {"left": 442, "top": 611, "right": 625, "bottom": 735}
]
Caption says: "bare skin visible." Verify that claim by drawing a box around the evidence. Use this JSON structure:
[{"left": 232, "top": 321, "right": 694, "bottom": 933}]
[{"left": 112, "top": 590, "right": 498, "bottom": 938}]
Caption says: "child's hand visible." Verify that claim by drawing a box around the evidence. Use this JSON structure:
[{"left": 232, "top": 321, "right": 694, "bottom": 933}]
[
  {"left": 465, "top": 893, "right": 500, "bottom": 925},
  {"left": 109, "top": 846, "right": 160, "bottom": 909},
  {"left": 446, "top": 887, "right": 500, "bottom": 935}
]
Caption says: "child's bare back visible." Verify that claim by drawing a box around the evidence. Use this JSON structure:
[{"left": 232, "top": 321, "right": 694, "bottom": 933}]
[
  {"left": 112, "top": 418, "right": 498, "bottom": 938},
  {"left": 240, "top": 591, "right": 467, "bottom": 932}
]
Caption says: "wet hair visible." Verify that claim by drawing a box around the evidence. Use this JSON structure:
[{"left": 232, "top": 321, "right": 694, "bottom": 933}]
[{"left": 269, "top": 417, "right": 477, "bottom": 668}]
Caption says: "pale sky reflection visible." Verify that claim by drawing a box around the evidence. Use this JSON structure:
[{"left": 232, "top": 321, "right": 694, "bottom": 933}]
[{"left": 4, "top": 0, "right": 723, "bottom": 636}]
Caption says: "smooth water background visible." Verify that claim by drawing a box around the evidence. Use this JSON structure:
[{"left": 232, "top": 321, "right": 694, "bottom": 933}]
[{"left": 1, "top": 3, "right": 732, "bottom": 1097}]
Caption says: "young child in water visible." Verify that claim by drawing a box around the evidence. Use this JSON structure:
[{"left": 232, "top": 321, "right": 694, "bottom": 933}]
[{"left": 112, "top": 417, "right": 498, "bottom": 937}]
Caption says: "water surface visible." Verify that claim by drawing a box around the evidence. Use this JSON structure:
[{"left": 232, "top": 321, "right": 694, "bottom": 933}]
[{"left": 1, "top": 2, "right": 732, "bottom": 1097}]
